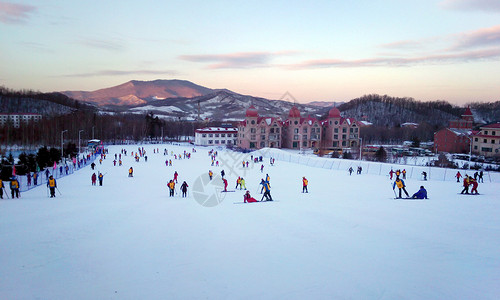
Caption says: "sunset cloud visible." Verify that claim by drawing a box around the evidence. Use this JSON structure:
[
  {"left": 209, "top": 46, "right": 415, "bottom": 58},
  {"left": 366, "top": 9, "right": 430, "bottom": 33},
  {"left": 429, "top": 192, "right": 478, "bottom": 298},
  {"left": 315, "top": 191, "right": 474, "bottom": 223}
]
[
  {"left": 179, "top": 51, "right": 296, "bottom": 69},
  {"left": 440, "top": 0, "right": 500, "bottom": 12},
  {"left": 61, "top": 69, "right": 179, "bottom": 78},
  {"left": 0, "top": 1, "right": 36, "bottom": 24},
  {"left": 77, "top": 38, "right": 127, "bottom": 52},
  {"left": 453, "top": 25, "right": 500, "bottom": 49}
]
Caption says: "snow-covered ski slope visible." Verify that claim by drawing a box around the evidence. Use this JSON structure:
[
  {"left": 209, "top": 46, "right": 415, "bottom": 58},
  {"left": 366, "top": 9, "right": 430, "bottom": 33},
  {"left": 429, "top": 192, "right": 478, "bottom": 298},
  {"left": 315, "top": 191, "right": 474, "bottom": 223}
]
[{"left": 1, "top": 144, "right": 499, "bottom": 299}]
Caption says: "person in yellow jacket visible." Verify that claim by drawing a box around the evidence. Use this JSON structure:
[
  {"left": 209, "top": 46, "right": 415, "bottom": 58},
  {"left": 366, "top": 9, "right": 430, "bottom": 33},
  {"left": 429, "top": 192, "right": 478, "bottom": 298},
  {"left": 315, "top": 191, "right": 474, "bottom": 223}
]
[
  {"left": 10, "top": 176, "right": 20, "bottom": 198},
  {"left": 240, "top": 177, "right": 246, "bottom": 190},
  {"left": 168, "top": 180, "right": 175, "bottom": 197},
  {"left": 302, "top": 177, "right": 309, "bottom": 193},
  {"left": 208, "top": 170, "right": 213, "bottom": 180},
  {"left": 47, "top": 175, "right": 57, "bottom": 198},
  {"left": 393, "top": 178, "right": 409, "bottom": 199},
  {"left": 128, "top": 167, "right": 133, "bottom": 177}
]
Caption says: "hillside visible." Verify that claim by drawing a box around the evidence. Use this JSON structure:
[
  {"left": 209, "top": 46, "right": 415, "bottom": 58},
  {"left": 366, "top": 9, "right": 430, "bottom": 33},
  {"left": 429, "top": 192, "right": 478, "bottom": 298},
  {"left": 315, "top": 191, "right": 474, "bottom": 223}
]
[{"left": 62, "top": 79, "right": 214, "bottom": 106}]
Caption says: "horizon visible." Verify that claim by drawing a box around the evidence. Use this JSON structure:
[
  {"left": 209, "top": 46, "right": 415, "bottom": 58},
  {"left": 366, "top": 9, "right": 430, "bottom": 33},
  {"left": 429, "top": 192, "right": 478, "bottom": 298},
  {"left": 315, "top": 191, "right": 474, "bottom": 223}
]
[{"left": 1, "top": 1, "right": 500, "bottom": 104}]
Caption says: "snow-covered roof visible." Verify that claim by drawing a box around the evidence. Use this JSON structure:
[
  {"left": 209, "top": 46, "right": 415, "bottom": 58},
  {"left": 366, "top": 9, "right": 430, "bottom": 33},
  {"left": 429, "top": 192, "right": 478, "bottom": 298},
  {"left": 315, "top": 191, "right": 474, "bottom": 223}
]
[{"left": 195, "top": 127, "right": 237, "bottom": 133}]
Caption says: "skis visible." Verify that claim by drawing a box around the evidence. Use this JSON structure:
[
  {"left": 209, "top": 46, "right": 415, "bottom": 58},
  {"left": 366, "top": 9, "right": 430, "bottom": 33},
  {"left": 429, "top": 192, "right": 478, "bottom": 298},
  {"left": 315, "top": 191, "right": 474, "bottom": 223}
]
[
  {"left": 394, "top": 197, "right": 429, "bottom": 200},
  {"left": 221, "top": 190, "right": 236, "bottom": 193},
  {"left": 458, "top": 193, "right": 481, "bottom": 195},
  {"left": 233, "top": 200, "right": 279, "bottom": 204}
]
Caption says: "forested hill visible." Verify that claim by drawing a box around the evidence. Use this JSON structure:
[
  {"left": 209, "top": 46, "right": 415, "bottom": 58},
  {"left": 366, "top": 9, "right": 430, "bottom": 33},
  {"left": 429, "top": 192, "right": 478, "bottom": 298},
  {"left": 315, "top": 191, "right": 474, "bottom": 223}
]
[
  {"left": 0, "top": 87, "right": 96, "bottom": 115},
  {"left": 336, "top": 94, "right": 500, "bottom": 127}
]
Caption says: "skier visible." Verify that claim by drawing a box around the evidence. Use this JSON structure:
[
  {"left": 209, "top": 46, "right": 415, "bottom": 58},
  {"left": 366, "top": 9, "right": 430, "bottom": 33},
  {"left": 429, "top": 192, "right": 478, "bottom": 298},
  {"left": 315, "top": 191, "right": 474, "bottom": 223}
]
[
  {"left": 469, "top": 177, "right": 479, "bottom": 194},
  {"left": 10, "top": 177, "right": 20, "bottom": 198},
  {"left": 456, "top": 171, "right": 462, "bottom": 183},
  {"left": 240, "top": 177, "right": 246, "bottom": 190},
  {"left": 393, "top": 177, "right": 409, "bottom": 199},
  {"left": 244, "top": 190, "right": 258, "bottom": 203},
  {"left": 260, "top": 178, "right": 265, "bottom": 194},
  {"left": 0, "top": 178, "right": 4, "bottom": 199},
  {"left": 235, "top": 177, "right": 241, "bottom": 189},
  {"left": 129, "top": 167, "right": 133, "bottom": 177},
  {"left": 478, "top": 171, "right": 484, "bottom": 183},
  {"left": 422, "top": 171, "right": 427, "bottom": 181},
  {"left": 302, "top": 176, "right": 308, "bottom": 193},
  {"left": 181, "top": 181, "right": 189, "bottom": 197},
  {"left": 47, "top": 175, "right": 56, "bottom": 198},
  {"left": 33, "top": 172, "right": 38, "bottom": 185},
  {"left": 460, "top": 176, "right": 470, "bottom": 194},
  {"left": 402, "top": 169, "right": 406, "bottom": 179},
  {"left": 260, "top": 164, "right": 264, "bottom": 173},
  {"left": 168, "top": 180, "right": 175, "bottom": 197},
  {"left": 91, "top": 162, "right": 95, "bottom": 170},
  {"left": 221, "top": 170, "right": 225, "bottom": 178},
  {"left": 348, "top": 167, "right": 353, "bottom": 175},
  {"left": 174, "top": 171, "right": 179, "bottom": 183},
  {"left": 411, "top": 186, "right": 428, "bottom": 199},
  {"left": 208, "top": 170, "right": 213, "bottom": 180},
  {"left": 389, "top": 169, "right": 394, "bottom": 180},
  {"left": 98, "top": 172, "right": 104, "bottom": 186},
  {"left": 91, "top": 173, "right": 97, "bottom": 186},
  {"left": 260, "top": 179, "right": 273, "bottom": 201},
  {"left": 222, "top": 178, "right": 228, "bottom": 192}
]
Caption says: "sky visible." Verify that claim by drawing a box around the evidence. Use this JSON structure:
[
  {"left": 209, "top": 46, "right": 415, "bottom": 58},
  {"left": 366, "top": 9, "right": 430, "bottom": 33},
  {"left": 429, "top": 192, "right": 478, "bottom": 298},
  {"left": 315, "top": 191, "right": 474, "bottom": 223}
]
[{"left": 1, "top": 0, "right": 500, "bottom": 104}]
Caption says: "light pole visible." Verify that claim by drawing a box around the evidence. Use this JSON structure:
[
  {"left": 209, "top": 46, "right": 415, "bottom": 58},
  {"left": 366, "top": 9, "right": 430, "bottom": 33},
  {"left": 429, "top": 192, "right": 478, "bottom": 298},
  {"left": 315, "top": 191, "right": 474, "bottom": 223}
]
[
  {"left": 79, "top": 130, "right": 84, "bottom": 154},
  {"left": 359, "top": 137, "right": 363, "bottom": 161},
  {"left": 61, "top": 130, "right": 68, "bottom": 162},
  {"left": 465, "top": 135, "right": 472, "bottom": 170}
]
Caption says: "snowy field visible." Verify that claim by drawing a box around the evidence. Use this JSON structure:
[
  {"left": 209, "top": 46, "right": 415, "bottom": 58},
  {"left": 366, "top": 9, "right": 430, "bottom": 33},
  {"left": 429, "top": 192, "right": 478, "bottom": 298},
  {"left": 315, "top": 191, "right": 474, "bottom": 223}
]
[{"left": 1, "top": 144, "right": 499, "bottom": 299}]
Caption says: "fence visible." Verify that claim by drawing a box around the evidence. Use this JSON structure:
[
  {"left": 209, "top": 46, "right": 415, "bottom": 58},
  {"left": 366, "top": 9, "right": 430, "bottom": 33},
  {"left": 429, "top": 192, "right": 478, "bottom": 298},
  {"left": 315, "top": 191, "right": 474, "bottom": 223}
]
[{"left": 251, "top": 148, "right": 500, "bottom": 183}]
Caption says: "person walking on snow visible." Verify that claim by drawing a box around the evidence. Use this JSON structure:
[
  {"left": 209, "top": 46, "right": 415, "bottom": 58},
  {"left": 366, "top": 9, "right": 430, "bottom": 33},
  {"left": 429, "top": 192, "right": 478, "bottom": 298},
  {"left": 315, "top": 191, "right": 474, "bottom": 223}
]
[
  {"left": 208, "top": 170, "right": 213, "bottom": 180},
  {"left": 411, "top": 186, "right": 428, "bottom": 199},
  {"left": 181, "top": 181, "right": 189, "bottom": 197},
  {"left": 98, "top": 172, "right": 104, "bottom": 186},
  {"left": 469, "top": 177, "right": 479, "bottom": 194},
  {"left": 393, "top": 177, "right": 409, "bottom": 199},
  {"left": 302, "top": 177, "right": 308, "bottom": 193},
  {"left": 10, "top": 177, "right": 20, "bottom": 198},
  {"left": 129, "top": 167, "right": 133, "bottom": 177},
  {"left": 47, "top": 175, "right": 56, "bottom": 198},
  {"left": 260, "top": 179, "right": 273, "bottom": 201},
  {"left": 260, "top": 164, "right": 264, "bottom": 173},
  {"left": 460, "top": 176, "right": 470, "bottom": 194},
  {"left": 240, "top": 177, "right": 246, "bottom": 190},
  {"left": 456, "top": 171, "right": 462, "bottom": 183},
  {"left": 168, "top": 180, "right": 175, "bottom": 197},
  {"left": 91, "top": 173, "right": 97, "bottom": 186},
  {"left": 348, "top": 167, "right": 353, "bottom": 175},
  {"left": 174, "top": 171, "right": 179, "bottom": 183}
]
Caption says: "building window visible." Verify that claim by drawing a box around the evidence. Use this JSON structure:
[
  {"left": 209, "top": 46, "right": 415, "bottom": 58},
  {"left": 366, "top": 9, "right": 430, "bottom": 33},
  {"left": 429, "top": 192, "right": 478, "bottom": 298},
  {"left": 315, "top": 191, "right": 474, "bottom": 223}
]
[
  {"left": 303, "top": 141, "right": 307, "bottom": 147},
  {"left": 261, "top": 135, "right": 265, "bottom": 140},
  {"left": 293, "top": 142, "right": 298, "bottom": 148},
  {"left": 475, "top": 138, "right": 478, "bottom": 142},
  {"left": 251, "top": 120, "right": 255, "bottom": 124},
  {"left": 208, "top": 140, "right": 213, "bottom": 144},
  {"left": 293, "top": 135, "right": 299, "bottom": 140},
  {"left": 260, "top": 141, "right": 265, "bottom": 147},
  {"left": 474, "top": 146, "right": 478, "bottom": 150},
  {"left": 270, "top": 128, "right": 274, "bottom": 133},
  {"left": 221, "top": 134, "right": 225, "bottom": 137},
  {"left": 215, "top": 134, "right": 219, "bottom": 137},
  {"left": 342, "top": 128, "right": 347, "bottom": 133},
  {"left": 202, "top": 134, "right": 206, "bottom": 137},
  {"left": 275, "top": 128, "right": 280, "bottom": 133},
  {"left": 342, "top": 141, "right": 347, "bottom": 146},
  {"left": 294, "top": 128, "right": 299, "bottom": 134},
  {"left": 294, "top": 121, "right": 298, "bottom": 125},
  {"left": 234, "top": 134, "right": 238, "bottom": 137},
  {"left": 209, "top": 134, "right": 213, "bottom": 137},
  {"left": 303, "top": 135, "right": 307, "bottom": 140},
  {"left": 484, "top": 131, "right": 488, "bottom": 135},
  {"left": 342, "top": 134, "right": 346, "bottom": 140},
  {"left": 334, "top": 128, "right": 338, "bottom": 133},
  {"left": 481, "top": 147, "right": 492, "bottom": 152},
  {"left": 334, "top": 134, "right": 338, "bottom": 140},
  {"left": 483, "top": 139, "right": 487, "bottom": 143},
  {"left": 334, "top": 121, "right": 339, "bottom": 125},
  {"left": 350, "top": 128, "right": 353, "bottom": 133},
  {"left": 251, "top": 135, "right": 256, "bottom": 140},
  {"left": 333, "top": 141, "right": 338, "bottom": 147},
  {"left": 250, "top": 128, "right": 256, "bottom": 133},
  {"left": 492, "top": 140, "right": 496, "bottom": 144},
  {"left": 221, "top": 140, "right": 225, "bottom": 144},
  {"left": 215, "top": 140, "right": 219, "bottom": 144},
  {"left": 261, "top": 128, "right": 266, "bottom": 133},
  {"left": 492, "top": 131, "right": 496, "bottom": 136},
  {"left": 303, "top": 128, "right": 308, "bottom": 133}
]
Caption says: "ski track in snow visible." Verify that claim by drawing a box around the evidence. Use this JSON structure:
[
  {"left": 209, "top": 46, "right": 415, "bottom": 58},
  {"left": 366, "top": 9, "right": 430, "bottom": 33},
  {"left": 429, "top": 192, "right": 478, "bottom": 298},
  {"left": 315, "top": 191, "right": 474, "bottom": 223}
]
[{"left": 1, "top": 144, "right": 499, "bottom": 300}]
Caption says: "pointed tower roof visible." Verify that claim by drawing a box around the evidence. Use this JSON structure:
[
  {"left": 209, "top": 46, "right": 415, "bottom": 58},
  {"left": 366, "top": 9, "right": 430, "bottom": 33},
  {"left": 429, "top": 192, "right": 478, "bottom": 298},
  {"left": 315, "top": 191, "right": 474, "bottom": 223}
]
[
  {"left": 328, "top": 107, "right": 341, "bottom": 118},
  {"left": 288, "top": 106, "right": 301, "bottom": 118},
  {"left": 463, "top": 106, "right": 473, "bottom": 116},
  {"left": 245, "top": 105, "right": 259, "bottom": 117}
]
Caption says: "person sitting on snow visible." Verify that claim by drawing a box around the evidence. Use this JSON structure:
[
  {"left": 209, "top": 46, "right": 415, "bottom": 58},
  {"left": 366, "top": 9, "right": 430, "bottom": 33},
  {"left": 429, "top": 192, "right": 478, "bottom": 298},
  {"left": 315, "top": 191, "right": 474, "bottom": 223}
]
[
  {"left": 411, "top": 186, "right": 428, "bottom": 199},
  {"left": 244, "top": 191, "right": 258, "bottom": 203}
]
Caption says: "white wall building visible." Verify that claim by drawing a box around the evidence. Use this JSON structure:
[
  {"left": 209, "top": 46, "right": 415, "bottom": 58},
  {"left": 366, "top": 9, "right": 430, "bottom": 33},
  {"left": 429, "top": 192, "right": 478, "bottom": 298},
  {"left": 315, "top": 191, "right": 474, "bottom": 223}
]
[
  {"left": 0, "top": 113, "right": 42, "bottom": 128},
  {"left": 194, "top": 127, "right": 238, "bottom": 146}
]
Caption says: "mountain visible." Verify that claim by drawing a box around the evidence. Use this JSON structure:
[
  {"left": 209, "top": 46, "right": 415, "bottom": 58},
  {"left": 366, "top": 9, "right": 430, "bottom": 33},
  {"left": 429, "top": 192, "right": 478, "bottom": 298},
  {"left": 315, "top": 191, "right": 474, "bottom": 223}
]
[
  {"left": 126, "top": 90, "right": 325, "bottom": 121},
  {"left": 306, "top": 101, "right": 344, "bottom": 107},
  {"left": 62, "top": 79, "right": 214, "bottom": 107}
]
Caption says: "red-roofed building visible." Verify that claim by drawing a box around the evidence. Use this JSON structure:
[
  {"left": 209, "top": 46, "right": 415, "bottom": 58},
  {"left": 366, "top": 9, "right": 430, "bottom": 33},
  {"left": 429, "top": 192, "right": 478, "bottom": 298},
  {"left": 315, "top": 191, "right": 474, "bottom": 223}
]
[
  {"left": 434, "top": 107, "right": 476, "bottom": 153},
  {"left": 472, "top": 123, "right": 500, "bottom": 157},
  {"left": 237, "top": 106, "right": 283, "bottom": 149},
  {"left": 321, "top": 107, "right": 360, "bottom": 151},
  {"left": 283, "top": 107, "right": 322, "bottom": 149}
]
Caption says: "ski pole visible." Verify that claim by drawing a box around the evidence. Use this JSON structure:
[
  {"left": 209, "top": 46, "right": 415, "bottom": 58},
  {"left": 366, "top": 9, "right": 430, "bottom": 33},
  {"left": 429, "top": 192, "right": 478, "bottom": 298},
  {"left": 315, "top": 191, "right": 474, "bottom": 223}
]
[
  {"left": 46, "top": 187, "right": 49, "bottom": 197},
  {"left": 391, "top": 182, "right": 397, "bottom": 198},
  {"left": 56, "top": 187, "right": 62, "bottom": 195},
  {"left": 3, "top": 187, "right": 9, "bottom": 199}
]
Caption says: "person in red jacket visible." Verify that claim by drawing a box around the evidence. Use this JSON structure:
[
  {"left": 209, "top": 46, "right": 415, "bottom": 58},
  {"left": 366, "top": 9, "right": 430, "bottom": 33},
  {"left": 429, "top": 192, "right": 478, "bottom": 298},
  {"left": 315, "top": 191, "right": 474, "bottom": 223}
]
[
  {"left": 174, "top": 171, "right": 178, "bottom": 183},
  {"left": 91, "top": 173, "right": 97, "bottom": 186},
  {"left": 222, "top": 178, "right": 228, "bottom": 192},
  {"left": 244, "top": 190, "right": 258, "bottom": 203},
  {"left": 302, "top": 177, "right": 308, "bottom": 193},
  {"left": 456, "top": 171, "right": 462, "bottom": 183},
  {"left": 469, "top": 178, "right": 479, "bottom": 194}
]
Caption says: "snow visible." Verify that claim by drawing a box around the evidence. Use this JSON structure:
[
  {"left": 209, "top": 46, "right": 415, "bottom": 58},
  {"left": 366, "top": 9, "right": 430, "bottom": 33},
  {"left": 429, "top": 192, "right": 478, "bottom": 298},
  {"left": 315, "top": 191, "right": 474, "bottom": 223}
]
[
  {"left": 1, "top": 144, "right": 500, "bottom": 299},
  {"left": 130, "top": 105, "right": 184, "bottom": 113}
]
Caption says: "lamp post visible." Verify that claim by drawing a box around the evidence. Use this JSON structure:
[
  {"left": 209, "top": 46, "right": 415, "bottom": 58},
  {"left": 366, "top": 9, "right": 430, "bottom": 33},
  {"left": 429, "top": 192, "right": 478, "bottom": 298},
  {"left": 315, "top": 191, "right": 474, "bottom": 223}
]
[
  {"left": 78, "top": 130, "right": 84, "bottom": 154},
  {"left": 61, "top": 130, "right": 68, "bottom": 163},
  {"left": 465, "top": 135, "right": 472, "bottom": 170},
  {"left": 359, "top": 137, "right": 363, "bottom": 161}
]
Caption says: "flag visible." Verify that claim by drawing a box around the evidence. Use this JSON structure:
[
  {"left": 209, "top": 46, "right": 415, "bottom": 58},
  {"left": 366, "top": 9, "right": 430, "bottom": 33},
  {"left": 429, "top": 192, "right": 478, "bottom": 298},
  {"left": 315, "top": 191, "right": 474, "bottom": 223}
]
[
  {"left": 12, "top": 165, "right": 16, "bottom": 176},
  {"left": 53, "top": 161, "right": 57, "bottom": 169}
]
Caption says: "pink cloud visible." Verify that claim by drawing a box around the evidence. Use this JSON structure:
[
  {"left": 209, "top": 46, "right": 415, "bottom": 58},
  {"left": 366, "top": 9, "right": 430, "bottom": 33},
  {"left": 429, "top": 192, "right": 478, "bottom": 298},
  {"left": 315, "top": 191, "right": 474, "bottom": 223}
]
[
  {"left": 454, "top": 25, "right": 500, "bottom": 49},
  {"left": 440, "top": 0, "right": 500, "bottom": 12},
  {"left": 179, "top": 51, "right": 297, "bottom": 69},
  {"left": 0, "top": 1, "right": 36, "bottom": 24}
]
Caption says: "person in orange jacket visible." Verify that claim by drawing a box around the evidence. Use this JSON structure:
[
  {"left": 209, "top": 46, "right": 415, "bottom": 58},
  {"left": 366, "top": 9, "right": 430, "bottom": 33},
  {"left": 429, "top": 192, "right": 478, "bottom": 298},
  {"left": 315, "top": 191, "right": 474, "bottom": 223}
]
[
  {"left": 302, "top": 177, "right": 308, "bottom": 193},
  {"left": 460, "top": 176, "right": 470, "bottom": 194},
  {"left": 469, "top": 177, "right": 479, "bottom": 194},
  {"left": 168, "top": 180, "right": 175, "bottom": 197}
]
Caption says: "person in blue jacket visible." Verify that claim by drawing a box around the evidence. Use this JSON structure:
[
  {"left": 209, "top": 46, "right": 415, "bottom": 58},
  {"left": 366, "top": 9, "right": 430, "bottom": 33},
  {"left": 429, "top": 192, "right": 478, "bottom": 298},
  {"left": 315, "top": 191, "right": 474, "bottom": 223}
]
[{"left": 411, "top": 186, "right": 428, "bottom": 199}]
